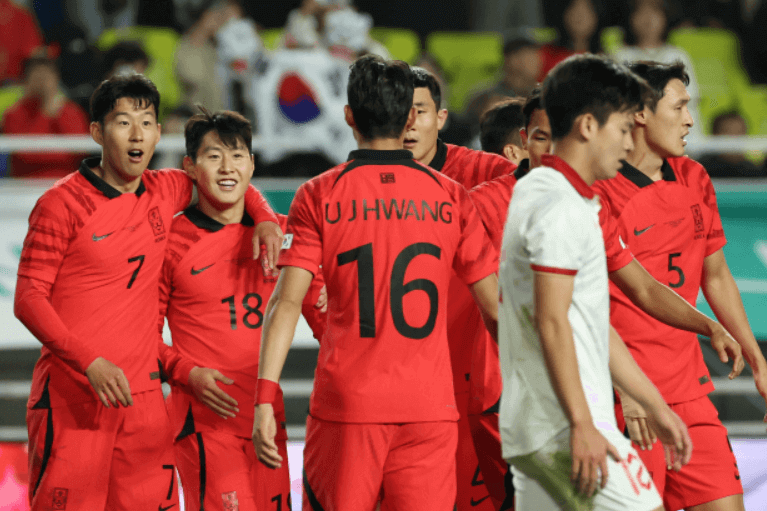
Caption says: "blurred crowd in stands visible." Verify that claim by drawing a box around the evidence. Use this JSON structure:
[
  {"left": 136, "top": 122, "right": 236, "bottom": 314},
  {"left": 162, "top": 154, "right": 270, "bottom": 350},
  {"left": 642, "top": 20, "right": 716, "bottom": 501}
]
[{"left": 1, "top": 0, "right": 767, "bottom": 178}]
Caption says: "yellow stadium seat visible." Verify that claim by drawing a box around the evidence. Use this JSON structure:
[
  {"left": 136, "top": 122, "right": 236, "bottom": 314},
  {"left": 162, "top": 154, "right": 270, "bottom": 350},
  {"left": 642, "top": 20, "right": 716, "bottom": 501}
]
[
  {"left": 601, "top": 26, "right": 625, "bottom": 55},
  {"left": 259, "top": 28, "right": 284, "bottom": 51},
  {"left": 531, "top": 27, "right": 557, "bottom": 44},
  {"left": 426, "top": 32, "right": 504, "bottom": 111},
  {"left": 369, "top": 28, "right": 421, "bottom": 63},
  {"left": 97, "top": 26, "right": 182, "bottom": 120},
  {"left": 0, "top": 85, "right": 23, "bottom": 121}
]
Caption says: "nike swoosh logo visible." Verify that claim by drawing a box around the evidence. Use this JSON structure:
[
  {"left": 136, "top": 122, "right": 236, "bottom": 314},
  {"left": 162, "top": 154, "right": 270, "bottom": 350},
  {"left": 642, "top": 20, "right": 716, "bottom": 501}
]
[
  {"left": 159, "top": 505, "right": 176, "bottom": 511},
  {"left": 190, "top": 263, "right": 214, "bottom": 275},
  {"left": 470, "top": 496, "right": 490, "bottom": 507},
  {"left": 633, "top": 225, "right": 654, "bottom": 236},
  {"left": 92, "top": 231, "right": 115, "bottom": 242}
]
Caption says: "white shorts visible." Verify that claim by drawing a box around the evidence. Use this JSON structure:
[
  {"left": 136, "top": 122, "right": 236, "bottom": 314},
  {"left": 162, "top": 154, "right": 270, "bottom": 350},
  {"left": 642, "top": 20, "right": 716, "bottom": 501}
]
[{"left": 508, "top": 429, "right": 662, "bottom": 511}]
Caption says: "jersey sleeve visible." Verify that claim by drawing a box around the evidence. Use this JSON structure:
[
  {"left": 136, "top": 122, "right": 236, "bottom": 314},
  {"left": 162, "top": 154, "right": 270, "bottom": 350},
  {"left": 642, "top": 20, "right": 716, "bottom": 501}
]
[
  {"left": 278, "top": 181, "right": 322, "bottom": 275},
  {"left": 699, "top": 171, "right": 727, "bottom": 256},
  {"left": 599, "top": 200, "right": 634, "bottom": 273},
  {"left": 244, "top": 184, "right": 279, "bottom": 224},
  {"left": 526, "top": 198, "right": 583, "bottom": 274},
  {"left": 469, "top": 176, "right": 514, "bottom": 252},
  {"left": 452, "top": 185, "right": 498, "bottom": 285},
  {"left": 17, "top": 193, "right": 74, "bottom": 284},
  {"left": 155, "top": 169, "right": 195, "bottom": 213},
  {"left": 302, "top": 267, "right": 327, "bottom": 343}
]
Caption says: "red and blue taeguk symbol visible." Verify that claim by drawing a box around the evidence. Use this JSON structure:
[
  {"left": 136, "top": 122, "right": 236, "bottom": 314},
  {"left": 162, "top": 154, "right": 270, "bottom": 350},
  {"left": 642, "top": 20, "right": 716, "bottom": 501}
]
[{"left": 278, "top": 73, "right": 321, "bottom": 124}]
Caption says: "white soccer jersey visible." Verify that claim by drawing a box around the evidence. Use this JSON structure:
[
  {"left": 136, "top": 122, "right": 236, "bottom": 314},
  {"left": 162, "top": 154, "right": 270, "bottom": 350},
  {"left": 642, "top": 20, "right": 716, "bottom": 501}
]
[{"left": 498, "top": 154, "right": 622, "bottom": 460}]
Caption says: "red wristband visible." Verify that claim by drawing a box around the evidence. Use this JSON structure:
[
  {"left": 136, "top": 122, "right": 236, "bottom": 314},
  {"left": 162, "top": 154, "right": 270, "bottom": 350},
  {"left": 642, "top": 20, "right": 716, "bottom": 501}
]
[{"left": 255, "top": 378, "right": 280, "bottom": 405}]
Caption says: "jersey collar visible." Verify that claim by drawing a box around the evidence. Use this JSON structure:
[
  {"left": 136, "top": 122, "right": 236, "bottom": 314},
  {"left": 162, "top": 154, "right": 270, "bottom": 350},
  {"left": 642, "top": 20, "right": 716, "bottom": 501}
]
[
  {"left": 514, "top": 158, "right": 530, "bottom": 180},
  {"left": 79, "top": 157, "right": 147, "bottom": 198},
  {"left": 619, "top": 159, "right": 677, "bottom": 187},
  {"left": 347, "top": 149, "right": 414, "bottom": 161},
  {"left": 427, "top": 139, "right": 448, "bottom": 172},
  {"left": 335, "top": 149, "right": 443, "bottom": 189},
  {"left": 541, "top": 154, "right": 595, "bottom": 199},
  {"left": 184, "top": 206, "right": 254, "bottom": 232}
]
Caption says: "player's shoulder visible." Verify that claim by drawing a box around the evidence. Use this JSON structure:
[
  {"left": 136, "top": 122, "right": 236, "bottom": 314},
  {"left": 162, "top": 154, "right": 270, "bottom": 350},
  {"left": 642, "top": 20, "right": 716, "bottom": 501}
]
[
  {"left": 140, "top": 168, "right": 187, "bottom": 189},
  {"left": 445, "top": 143, "right": 516, "bottom": 172},
  {"left": 470, "top": 173, "right": 516, "bottom": 204},
  {"left": 667, "top": 156, "right": 711, "bottom": 186},
  {"left": 34, "top": 170, "right": 90, "bottom": 211}
]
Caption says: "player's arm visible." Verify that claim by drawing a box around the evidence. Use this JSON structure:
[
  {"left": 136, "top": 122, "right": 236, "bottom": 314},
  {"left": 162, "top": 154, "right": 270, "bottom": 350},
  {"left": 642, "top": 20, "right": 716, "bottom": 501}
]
[
  {"left": 469, "top": 273, "right": 498, "bottom": 342},
  {"left": 702, "top": 248, "right": 767, "bottom": 420},
  {"left": 608, "top": 325, "right": 693, "bottom": 469},
  {"left": 535, "top": 271, "right": 620, "bottom": 497},
  {"left": 610, "top": 258, "right": 744, "bottom": 375},
  {"left": 253, "top": 265, "right": 313, "bottom": 468},
  {"left": 301, "top": 269, "right": 327, "bottom": 343},
  {"left": 15, "top": 276, "right": 133, "bottom": 408}
]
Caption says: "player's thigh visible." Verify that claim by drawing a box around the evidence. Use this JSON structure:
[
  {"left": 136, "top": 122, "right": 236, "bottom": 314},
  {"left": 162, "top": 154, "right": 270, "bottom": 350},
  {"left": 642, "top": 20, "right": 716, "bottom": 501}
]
[
  {"left": 381, "top": 421, "right": 458, "bottom": 511},
  {"left": 664, "top": 397, "right": 743, "bottom": 511},
  {"left": 509, "top": 429, "right": 661, "bottom": 511},
  {"left": 176, "top": 431, "right": 259, "bottom": 511},
  {"left": 27, "top": 401, "right": 117, "bottom": 511},
  {"left": 469, "top": 412, "right": 514, "bottom": 510},
  {"left": 302, "top": 415, "right": 391, "bottom": 511},
  {"left": 634, "top": 439, "right": 668, "bottom": 497},
  {"left": 254, "top": 437, "right": 291, "bottom": 511},
  {"left": 106, "top": 390, "right": 179, "bottom": 511}
]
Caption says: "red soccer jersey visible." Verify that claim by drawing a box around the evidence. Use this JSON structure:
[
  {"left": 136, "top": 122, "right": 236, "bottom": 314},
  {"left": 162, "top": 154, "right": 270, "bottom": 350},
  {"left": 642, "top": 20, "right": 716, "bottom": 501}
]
[
  {"left": 280, "top": 149, "right": 497, "bottom": 423},
  {"left": 592, "top": 157, "right": 727, "bottom": 403},
  {"left": 17, "top": 158, "right": 277, "bottom": 409},
  {"left": 429, "top": 140, "right": 517, "bottom": 397},
  {"left": 158, "top": 211, "right": 324, "bottom": 439}
]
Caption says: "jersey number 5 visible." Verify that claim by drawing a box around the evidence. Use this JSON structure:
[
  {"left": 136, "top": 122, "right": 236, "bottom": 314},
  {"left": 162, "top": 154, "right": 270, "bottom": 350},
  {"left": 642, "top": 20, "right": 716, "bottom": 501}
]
[{"left": 337, "top": 242, "right": 441, "bottom": 340}]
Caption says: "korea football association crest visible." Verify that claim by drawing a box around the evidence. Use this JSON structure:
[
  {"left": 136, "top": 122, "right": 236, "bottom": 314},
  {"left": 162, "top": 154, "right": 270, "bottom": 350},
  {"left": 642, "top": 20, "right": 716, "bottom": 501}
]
[
  {"left": 52, "top": 487, "right": 69, "bottom": 510},
  {"left": 148, "top": 206, "right": 166, "bottom": 242}
]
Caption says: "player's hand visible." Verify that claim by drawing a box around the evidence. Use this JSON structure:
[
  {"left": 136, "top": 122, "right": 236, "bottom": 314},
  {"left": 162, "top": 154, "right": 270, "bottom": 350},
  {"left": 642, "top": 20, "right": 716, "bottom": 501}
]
[
  {"left": 621, "top": 393, "right": 657, "bottom": 451},
  {"left": 252, "top": 221, "right": 283, "bottom": 270},
  {"left": 710, "top": 326, "right": 745, "bottom": 379},
  {"left": 645, "top": 403, "right": 692, "bottom": 472},
  {"left": 751, "top": 365, "right": 767, "bottom": 426},
  {"left": 315, "top": 284, "right": 327, "bottom": 313},
  {"left": 253, "top": 403, "right": 283, "bottom": 468},
  {"left": 188, "top": 367, "right": 239, "bottom": 419},
  {"left": 570, "top": 422, "right": 621, "bottom": 497},
  {"left": 85, "top": 357, "right": 133, "bottom": 408}
]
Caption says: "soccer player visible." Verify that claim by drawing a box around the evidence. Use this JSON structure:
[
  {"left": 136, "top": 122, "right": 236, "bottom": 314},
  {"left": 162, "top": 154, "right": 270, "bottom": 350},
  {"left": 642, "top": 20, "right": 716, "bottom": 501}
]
[
  {"left": 499, "top": 53, "right": 692, "bottom": 511},
  {"left": 405, "top": 66, "right": 516, "bottom": 511},
  {"left": 252, "top": 55, "right": 500, "bottom": 511},
  {"left": 592, "top": 61, "right": 767, "bottom": 511},
  {"left": 515, "top": 88, "right": 549, "bottom": 179},
  {"left": 479, "top": 97, "right": 528, "bottom": 166},
  {"left": 155, "top": 109, "right": 326, "bottom": 511},
  {"left": 14, "top": 73, "right": 281, "bottom": 510}
]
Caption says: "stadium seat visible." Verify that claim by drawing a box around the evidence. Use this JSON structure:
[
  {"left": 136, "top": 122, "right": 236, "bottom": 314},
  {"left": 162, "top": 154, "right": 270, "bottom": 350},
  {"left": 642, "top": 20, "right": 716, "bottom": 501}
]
[
  {"left": 97, "top": 26, "right": 182, "bottom": 120},
  {"left": 259, "top": 28, "right": 284, "bottom": 51},
  {"left": 531, "top": 27, "right": 557, "bottom": 44},
  {"left": 0, "top": 85, "right": 23, "bottom": 121},
  {"left": 601, "top": 26, "right": 625, "bottom": 55},
  {"left": 369, "top": 28, "right": 421, "bottom": 64},
  {"left": 426, "top": 32, "right": 503, "bottom": 112},
  {"left": 668, "top": 28, "right": 748, "bottom": 133}
]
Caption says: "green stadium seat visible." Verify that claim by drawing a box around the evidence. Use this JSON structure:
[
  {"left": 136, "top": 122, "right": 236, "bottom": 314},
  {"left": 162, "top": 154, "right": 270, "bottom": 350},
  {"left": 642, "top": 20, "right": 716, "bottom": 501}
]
[
  {"left": 601, "top": 26, "right": 625, "bottom": 55},
  {"left": 0, "top": 85, "right": 23, "bottom": 121},
  {"left": 369, "top": 28, "right": 421, "bottom": 64},
  {"left": 426, "top": 32, "right": 504, "bottom": 112},
  {"left": 531, "top": 27, "right": 557, "bottom": 44},
  {"left": 97, "top": 26, "right": 182, "bottom": 120},
  {"left": 259, "top": 28, "right": 284, "bottom": 51}
]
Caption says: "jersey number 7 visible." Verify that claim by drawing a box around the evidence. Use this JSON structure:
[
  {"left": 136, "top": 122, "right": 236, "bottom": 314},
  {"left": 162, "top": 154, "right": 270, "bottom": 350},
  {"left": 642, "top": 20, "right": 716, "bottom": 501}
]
[{"left": 337, "top": 242, "right": 441, "bottom": 340}]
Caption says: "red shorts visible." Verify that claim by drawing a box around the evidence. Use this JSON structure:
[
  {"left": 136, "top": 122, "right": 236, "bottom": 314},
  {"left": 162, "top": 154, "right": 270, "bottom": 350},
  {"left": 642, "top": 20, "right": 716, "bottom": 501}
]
[
  {"left": 623, "top": 395, "right": 743, "bottom": 510},
  {"left": 176, "top": 430, "right": 290, "bottom": 511},
  {"left": 454, "top": 392, "right": 495, "bottom": 511},
  {"left": 303, "top": 415, "right": 458, "bottom": 511},
  {"left": 468, "top": 412, "right": 514, "bottom": 510},
  {"left": 26, "top": 389, "right": 178, "bottom": 511}
]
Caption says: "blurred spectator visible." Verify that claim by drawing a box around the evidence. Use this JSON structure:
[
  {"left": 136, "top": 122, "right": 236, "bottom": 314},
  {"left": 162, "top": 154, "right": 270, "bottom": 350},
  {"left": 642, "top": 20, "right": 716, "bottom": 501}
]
[
  {"left": 175, "top": 1, "right": 230, "bottom": 112},
  {"left": 538, "top": 0, "right": 603, "bottom": 81},
  {"left": 613, "top": 0, "right": 701, "bottom": 133},
  {"left": 283, "top": 0, "right": 347, "bottom": 49},
  {"left": 66, "top": 0, "right": 137, "bottom": 43},
  {"left": 0, "top": 0, "right": 43, "bottom": 83},
  {"left": 45, "top": 23, "right": 101, "bottom": 109},
  {"left": 698, "top": 111, "right": 767, "bottom": 177},
  {"left": 472, "top": 0, "right": 543, "bottom": 37},
  {"left": 102, "top": 40, "right": 149, "bottom": 78},
  {"left": 1, "top": 54, "right": 89, "bottom": 178},
  {"left": 479, "top": 97, "right": 528, "bottom": 164},
  {"left": 322, "top": 6, "right": 391, "bottom": 60},
  {"left": 463, "top": 38, "right": 539, "bottom": 135},
  {"left": 674, "top": 0, "right": 745, "bottom": 33}
]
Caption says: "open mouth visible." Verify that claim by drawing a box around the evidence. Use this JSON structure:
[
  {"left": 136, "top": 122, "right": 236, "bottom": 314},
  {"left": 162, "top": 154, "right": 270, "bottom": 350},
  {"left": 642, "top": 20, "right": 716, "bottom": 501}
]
[
  {"left": 403, "top": 138, "right": 417, "bottom": 148},
  {"left": 127, "top": 149, "right": 143, "bottom": 163},
  {"left": 217, "top": 179, "right": 237, "bottom": 190}
]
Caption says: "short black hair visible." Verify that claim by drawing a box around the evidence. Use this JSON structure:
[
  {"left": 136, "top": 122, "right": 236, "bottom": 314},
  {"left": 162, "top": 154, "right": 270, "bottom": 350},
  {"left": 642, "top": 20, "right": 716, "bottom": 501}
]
[
  {"left": 522, "top": 87, "right": 542, "bottom": 130},
  {"left": 411, "top": 66, "right": 442, "bottom": 111},
  {"left": 22, "top": 55, "right": 58, "bottom": 77},
  {"left": 185, "top": 107, "right": 252, "bottom": 161},
  {"left": 90, "top": 73, "right": 161, "bottom": 125},
  {"left": 480, "top": 98, "right": 526, "bottom": 154},
  {"left": 543, "top": 54, "right": 651, "bottom": 140},
  {"left": 503, "top": 37, "right": 539, "bottom": 57},
  {"left": 347, "top": 55, "right": 414, "bottom": 140},
  {"left": 626, "top": 61, "right": 690, "bottom": 112}
]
